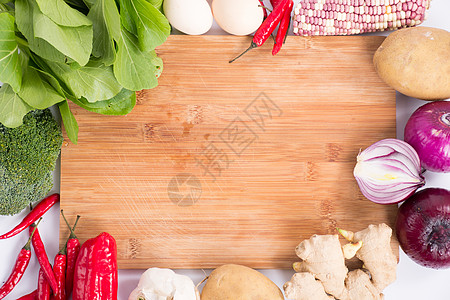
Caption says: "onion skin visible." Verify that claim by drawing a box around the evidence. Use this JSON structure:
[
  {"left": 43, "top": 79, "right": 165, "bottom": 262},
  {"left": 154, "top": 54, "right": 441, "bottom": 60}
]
[
  {"left": 405, "top": 101, "right": 450, "bottom": 173},
  {"left": 396, "top": 188, "right": 450, "bottom": 269}
]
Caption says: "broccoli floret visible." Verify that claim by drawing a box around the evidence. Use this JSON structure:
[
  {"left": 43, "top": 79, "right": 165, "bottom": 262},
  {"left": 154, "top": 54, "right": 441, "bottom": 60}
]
[{"left": 0, "top": 109, "right": 63, "bottom": 215}]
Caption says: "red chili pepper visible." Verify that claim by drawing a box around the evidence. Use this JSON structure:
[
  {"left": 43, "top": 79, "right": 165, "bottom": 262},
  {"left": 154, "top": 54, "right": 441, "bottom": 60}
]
[
  {"left": 60, "top": 211, "right": 81, "bottom": 298},
  {"left": 230, "top": 0, "right": 290, "bottom": 63},
  {"left": 0, "top": 219, "right": 41, "bottom": 299},
  {"left": 52, "top": 251, "right": 66, "bottom": 300},
  {"left": 258, "top": 0, "right": 268, "bottom": 19},
  {"left": 37, "top": 268, "right": 51, "bottom": 300},
  {"left": 272, "top": 0, "right": 293, "bottom": 55},
  {"left": 16, "top": 290, "right": 37, "bottom": 300},
  {"left": 29, "top": 223, "right": 58, "bottom": 295},
  {"left": 0, "top": 194, "right": 59, "bottom": 240},
  {"left": 270, "top": 0, "right": 281, "bottom": 7},
  {"left": 73, "top": 232, "right": 118, "bottom": 300}
]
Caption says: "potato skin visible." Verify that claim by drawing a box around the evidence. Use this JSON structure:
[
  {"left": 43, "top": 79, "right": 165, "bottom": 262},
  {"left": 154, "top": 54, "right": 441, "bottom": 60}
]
[
  {"left": 201, "top": 264, "right": 284, "bottom": 300},
  {"left": 373, "top": 27, "right": 450, "bottom": 100}
]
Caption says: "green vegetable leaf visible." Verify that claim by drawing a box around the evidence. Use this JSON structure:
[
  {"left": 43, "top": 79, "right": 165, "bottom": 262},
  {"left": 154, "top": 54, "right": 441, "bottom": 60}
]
[
  {"left": 70, "top": 89, "right": 136, "bottom": 115},
  {"left": 0, "top": 84, "right": 33, "bottom": 128},
  {"left": 81, "top": 0, "right": 95, "bottom": 8},
  {"left": 15, "top": 0, "right": 72, "bottom": 64},
  {"left": 120, "top": 0, "right": 170, "bottom": 51},
  {"left": 88, "top": 0, "right": 120, "bottom": 66},
  {"left": 118, "top": 0, "right": 137, "bottom": 36},
  {"left": 144, "top": 0, "right": 163, "bottom": 12},
  {"left": 58, "top": 100, "right": 78, "bottom": 144},
  {"left": 18, "top": 66, "right": 65, "bottom": 109},
  {"left": 31, "top": 67, "right": 66, "bottom": 97},
  {"left": 35, "top": 0, "right": 92, "bottom": 27},
  {"left": 32, "top": 1, "right": 93, "bottom": 66},
  {"left": 47, "top": 59, "right": 122, "bottom": 103},
  {"left": 151, "top": 52, "right": 163, "bottom": 78},
  {"left": 0, "top": 13, "right": 22, "bottom": 93},
  {"left": 114, "top": 27, "right": 161, "bottom": 91}
]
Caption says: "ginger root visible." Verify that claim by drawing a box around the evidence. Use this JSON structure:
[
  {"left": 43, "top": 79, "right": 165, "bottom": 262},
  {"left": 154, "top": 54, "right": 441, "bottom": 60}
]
[
  {"left": 345, "top": 270, "right": 383, "bottom": 300},
  {"left": 284, "top": 223, "right": 397, "bottom": 300},
  {"left": 294, "top": 234, "right": 348, "bottom": 299},
  {"left": 351, "top": 224, "right": 397, "bottom": 292},
  {"left": 284, "top": 272, "right": 334, "bottom": 300}
]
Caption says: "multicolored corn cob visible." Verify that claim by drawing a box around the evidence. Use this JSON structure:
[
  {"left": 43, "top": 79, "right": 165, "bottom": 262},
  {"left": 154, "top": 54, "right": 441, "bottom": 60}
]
[{"left": 293, "top": 0, "right": 431, "bottom": 36}]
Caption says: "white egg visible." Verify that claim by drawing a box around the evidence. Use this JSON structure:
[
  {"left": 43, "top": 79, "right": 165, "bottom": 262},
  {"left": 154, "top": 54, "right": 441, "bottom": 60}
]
[
  {"left": 163, "top": 0, "right": 213, "bottom": 35},
  {"left": 212, "top": 0, "right": 264, "bottom": 36}
]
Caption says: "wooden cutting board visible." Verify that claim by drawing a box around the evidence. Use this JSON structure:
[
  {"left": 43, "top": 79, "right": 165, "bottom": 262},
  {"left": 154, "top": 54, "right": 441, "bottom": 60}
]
[{"left": 60, "top": 35, "right": 398, "bottom": 269}]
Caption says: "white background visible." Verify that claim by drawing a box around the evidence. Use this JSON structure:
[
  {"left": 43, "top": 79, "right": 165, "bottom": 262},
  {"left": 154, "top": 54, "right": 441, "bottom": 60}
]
[{"left": 1, "top": 0, "right": 450, "bottom": 299}]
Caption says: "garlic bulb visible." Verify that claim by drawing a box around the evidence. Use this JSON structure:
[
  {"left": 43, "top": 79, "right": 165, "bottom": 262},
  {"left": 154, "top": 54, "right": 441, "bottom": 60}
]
[
  {"left": 353, "top": 139, "right": 425, "bottom": 204},
  {"left": 128, "top": 268, "right": 198, "bottom": 300}
]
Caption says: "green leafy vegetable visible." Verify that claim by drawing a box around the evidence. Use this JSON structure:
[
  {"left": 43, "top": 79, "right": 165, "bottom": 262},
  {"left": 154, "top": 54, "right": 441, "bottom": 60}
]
[
  {"left": 15, "top": 0, "right": 70, "bottom": 63},
  {"left": 88, "top": 0, "right": 120, "bottom": 66},
  {"left": 114, "top": 27, "right": 160, "bottom": 91},
  {"left": 0, "top": 13, "right": 21, "bottom": 93},
  {"left": 70, "top": 89, "right": 136, "bottom": 115},
  {"left": 18, "top": 65, "right": 65, "bottom": 109},
  {"left": 119, "top": 0, "right": 170, "bottom": 51},
  {"left": 0, "top": 84, "right": 33, "bottom": 128},
  {"left": 35, "top": 0, "right": 92, "bottom": 27},
  {"left": 146, "top": 0, "right": 163, "bottom": 12},
  {"left": 0, "top": 0, "right": 170, "bottom": 143},
  {"left": 32, "top": 1, "right": 93, "bottom": 66},
  {"left": 58, "top": 100, "right": 79, "bottom": 144},
  {"left": 47, "top": 59, "right": 122, "bottom": 103},
  {"left": 32, "top": 67, "right": 66, "bottom": 97}
]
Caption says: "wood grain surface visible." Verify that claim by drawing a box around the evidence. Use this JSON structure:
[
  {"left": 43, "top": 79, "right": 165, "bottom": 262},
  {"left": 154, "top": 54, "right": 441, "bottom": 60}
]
[{"left": 60, "top": 35, "right": 398, "bottom": 269}]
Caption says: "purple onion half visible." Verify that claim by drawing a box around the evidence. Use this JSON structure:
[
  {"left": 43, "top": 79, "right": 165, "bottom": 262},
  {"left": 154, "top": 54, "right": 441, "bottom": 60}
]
[
  {"left": 405, "top": 101, "right": 450, "bottom": 173},
  {"left": 354, "top": 139, "right": 425, "bottom": 204}
]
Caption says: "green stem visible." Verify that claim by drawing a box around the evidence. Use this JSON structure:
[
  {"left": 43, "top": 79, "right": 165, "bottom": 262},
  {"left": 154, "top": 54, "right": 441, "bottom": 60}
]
[
  {"left": 24, "top": 218, "right": 42, "bottom": 251},
  {"left": 0, "top": 4, "right": 10, "bottom": 12},
  {"left": 61, "top": 210, "right": 80, "bottom": 239},
  {"left": 15, "top": 36, "right": 29, "bottom": 48}
]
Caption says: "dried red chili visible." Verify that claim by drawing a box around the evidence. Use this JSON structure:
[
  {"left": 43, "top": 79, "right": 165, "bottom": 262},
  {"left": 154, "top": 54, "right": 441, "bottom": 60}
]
[
  {"left": 73, "top": 232, "right": 118, "bottom": 300},
  {"left": 37, "top": 267, "right": 51, "bottom": 300},
  {"left": 0, "top": 219, "right": 41, "bottom": 299},
  {"left": 0, "top": 194, "right": 59, "bottom": 240},
  {"left": 229, "top": 0, "right": 291, "bottom": 62},
  {"left": 29, "top": 223, "right": 58, "bottom": 294},
  {"left": 272, "top": 0, "right": 293, "bottom": 55},
  {"left": 60, "top": 211, "right": 81, "bottom": 298}
]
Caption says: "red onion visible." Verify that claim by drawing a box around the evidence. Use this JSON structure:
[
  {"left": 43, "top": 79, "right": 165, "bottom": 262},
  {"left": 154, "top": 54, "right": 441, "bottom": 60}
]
[
  {"left": 396, "top": 188, "right": 450, "bottom": 269},
  {"left": 353, "top": 139, "right": 425, "bottom": 204},
  {"left": 405, "top": 101, "right": 450, "bottom": 173}
]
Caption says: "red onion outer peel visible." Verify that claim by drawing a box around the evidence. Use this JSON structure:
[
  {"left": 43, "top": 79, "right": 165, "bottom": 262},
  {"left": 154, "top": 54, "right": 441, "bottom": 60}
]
[
  {"left": 396, "top": 188, "right": 450, "bottom": 269},
  {"left": 405, "top": 101, "right": 450, "bottom": 173}
]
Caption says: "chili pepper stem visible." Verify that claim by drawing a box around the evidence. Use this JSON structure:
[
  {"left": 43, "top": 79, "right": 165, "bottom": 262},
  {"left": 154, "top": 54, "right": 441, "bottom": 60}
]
[
  {"left": 61, "top": 210, "right": 80, "bottom": 239},
  {"left": 60, "top": 214, "right": 81, "bottom": 255},
  {"left": 258, "top": 4, "right": 272, "bottom": 12},
  {"left": 25, "top": 218, "right": 42, "bottom": 250},
  {"left": 229, "top": 42, "right": 258, "bottom": 63}
]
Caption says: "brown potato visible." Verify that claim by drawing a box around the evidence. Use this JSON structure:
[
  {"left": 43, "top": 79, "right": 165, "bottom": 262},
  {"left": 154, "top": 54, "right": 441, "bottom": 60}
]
[
  {"left": 201, "top": 264, "right": 284, "bottom": 300},
  {"left": 373, "top": 27, "right": 450, "bottom": 100}
]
